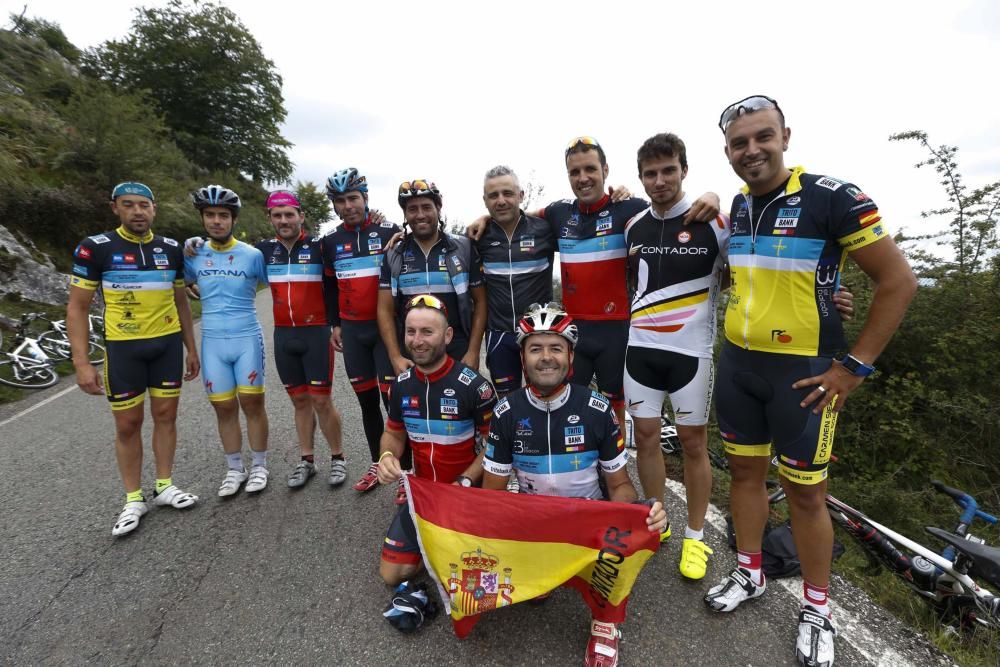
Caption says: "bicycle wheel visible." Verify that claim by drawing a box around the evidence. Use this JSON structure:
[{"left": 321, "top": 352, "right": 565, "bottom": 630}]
[
  {"left": 37, "top": 332, "right": 105, "bottom": 366},
  {"left": 0, "top": 357, "right": 59, "bottom": 389}
]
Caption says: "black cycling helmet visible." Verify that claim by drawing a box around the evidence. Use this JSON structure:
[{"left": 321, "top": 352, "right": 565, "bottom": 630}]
[
  {"left": 193, "top": 184, "right": 241, "bottom": 214},
  {"left": 398, "top": 179, "right": 442, "bottom": 209}
]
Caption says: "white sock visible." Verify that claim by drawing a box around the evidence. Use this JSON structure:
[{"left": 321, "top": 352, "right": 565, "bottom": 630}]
[
  {"left": 684, "top": 526, "right": 704, "bottom": 540},
  {"left": 225, "top": 452, "right": 244, "bottom": 471}
]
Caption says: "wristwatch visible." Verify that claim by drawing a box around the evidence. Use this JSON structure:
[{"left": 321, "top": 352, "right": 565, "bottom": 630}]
[
  {"left": 455, "top": 475, "right": 473, "bottom": 488},
  {"left": 838, "top": 353, "right": 876, "bottom": 377}
]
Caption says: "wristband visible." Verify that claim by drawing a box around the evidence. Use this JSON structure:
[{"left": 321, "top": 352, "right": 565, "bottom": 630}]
[{"left": 378, "top": 451, "right": 395, "bottom": 462}]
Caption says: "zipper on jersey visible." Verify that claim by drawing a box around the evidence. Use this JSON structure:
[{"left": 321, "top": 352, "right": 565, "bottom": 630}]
[
  {"left": 285, "top": 244, "right": 295, "bottom": 326},
  {"left": 501, "top": 218, "right": 520, "bottom": 332},
  {"left": 546, "top": 401, "right": 552, "bottom": 477},
  {"left": 741, "top": 191, "right": 785, "bottom": 348},
  {"left": 425, "top": 377, "right": 434, "bottom": 482}
]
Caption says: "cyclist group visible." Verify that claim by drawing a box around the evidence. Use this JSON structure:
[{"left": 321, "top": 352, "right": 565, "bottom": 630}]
[{"left": 68, "top": 95, "right": 917, "bottom": 667}]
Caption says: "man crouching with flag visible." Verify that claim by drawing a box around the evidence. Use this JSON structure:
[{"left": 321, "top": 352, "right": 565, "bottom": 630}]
[
  {"left": 480, "top": 302, "right": 667, "bottom": 666},
  {"left": 376, "top": 294, "right": 497, "bottom": 586}
]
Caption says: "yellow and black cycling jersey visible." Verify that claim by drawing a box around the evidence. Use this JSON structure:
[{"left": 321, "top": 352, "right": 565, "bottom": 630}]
[
  {"left": 725, "top": 166, "right": 888, "bottom": 357},
  {"left": 70, "top": 226, "right": 185, "bottom": 341}
]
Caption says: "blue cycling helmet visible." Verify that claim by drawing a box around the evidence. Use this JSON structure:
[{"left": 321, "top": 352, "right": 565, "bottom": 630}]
[
  {"left": 326, "top": 168, "right": 368, "bottom": 199},
  {"left": 193, "top": 184, "right": 241, "bottom": 214}
]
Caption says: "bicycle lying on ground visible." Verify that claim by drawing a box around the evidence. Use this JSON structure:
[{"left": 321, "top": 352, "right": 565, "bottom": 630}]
[
  {"left": 30, "top": 312, "right": 105, "bottom": 366},
  {"left": 0, "top": 313, "right": 60, "bottom": 389},
  {"left": 705, "top": 446, "right": 1000, "bottom": 634}
]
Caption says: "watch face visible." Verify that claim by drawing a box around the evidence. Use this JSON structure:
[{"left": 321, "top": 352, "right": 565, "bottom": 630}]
[{"left": 459, "top": 477, "right": 472, "bottom": 487}]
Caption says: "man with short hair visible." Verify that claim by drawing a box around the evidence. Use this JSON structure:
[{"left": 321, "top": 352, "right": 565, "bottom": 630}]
[
  {"left": 68, "top": 182, "right": 200, "bottom": 537},
  {"left": 476, "top": 165, "right": 557, "bottom": 396},
  {"left": 623, "top": 132, "right": 730, "bottom": 576},
  {"left": 481, "top": 302, "right": 667, "bottom": 667},
  {"left": 257, "top": 190, "right": 347, "bottom": 489},
  {"left": 469, "top": 139, "right": 720, "bottom": 437},
  {"left": 185, "top": 185, "right": 271, "bottom": 496},
  {"left": 322, "top": 169, "right": 402, "bottom": 493},
  {"left": 378, "top": 180, "right": 488, "bottom": 505},
  {"left": 375, "top": 294, "right": 496, "bottom": 585},
  {"left": 705, "top": 95, "right": 916, "bottom": 667}
]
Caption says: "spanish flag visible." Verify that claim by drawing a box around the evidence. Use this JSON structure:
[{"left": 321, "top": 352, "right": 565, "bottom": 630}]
[{"left": 404, "top": 475, "right": 660, "bottom": 639}]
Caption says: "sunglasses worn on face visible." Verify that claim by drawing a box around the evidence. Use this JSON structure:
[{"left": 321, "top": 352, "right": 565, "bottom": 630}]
[{"left": 718, "top": 95, "right": 783, "bottom": 132}]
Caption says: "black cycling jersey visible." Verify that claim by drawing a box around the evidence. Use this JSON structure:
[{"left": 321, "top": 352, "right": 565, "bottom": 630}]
[
  {"left": 483, "top": 384, "right": 627, "bottom": 499},
  {"left": 476, "top": 213, "right": 556, "bottom": 332}
]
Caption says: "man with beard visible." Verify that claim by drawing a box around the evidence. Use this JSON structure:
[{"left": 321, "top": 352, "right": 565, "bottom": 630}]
[
  {"left": 185, "top": 185, "right": 271, "bottom": 496},
  {"left": 481, "top": 302, "right": 667, "bottom": 667},
  {"left": 257, "top": 190, "right": 347, "bottom": 489},
  {"left": 377, "top": 180, "right": 488, "bottom": 505},
  {"left": 68, "top": 182, "right": 200, "bottom": 537},
  {"left": 705, "top": 96, "right": 916, "bottom": 667},
  {"left": 375, "top": 294, "right": 496, "bottom": 585},
  {"left": 322, "top": 169, "right": 402, "bottom": 494}
]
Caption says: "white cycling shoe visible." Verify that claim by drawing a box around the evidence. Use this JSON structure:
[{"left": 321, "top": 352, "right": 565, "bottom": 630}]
[
  {"left": 112, "top": 501, "right": 148, "bottom": 537},
  {"left": 704, "top": 567, "right": 766, "bottom": 612},
  {"left": 153, "top": 485, "right": 199, "bottom": 508},
  {"left": 218, "top": 469, "right": 249, "bottom": 497},
  {"left": 796, "top": 605, "right": 837, "bottom": 667},
  {"left": 245, "top": 465, "right": 269, "bottom": 493}
]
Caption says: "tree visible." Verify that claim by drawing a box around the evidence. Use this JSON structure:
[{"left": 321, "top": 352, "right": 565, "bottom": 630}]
[
  {"left": 83, "top": 0, "right": 292, "bottom": 183},
  {"left": 294, "top": 181, "right": 332, "bottom": 232},
  {"left": 889, "top": 131, "right": 999, "bottom": 279}
]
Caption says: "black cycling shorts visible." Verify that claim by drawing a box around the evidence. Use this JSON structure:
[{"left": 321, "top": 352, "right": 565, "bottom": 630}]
[
  {"left": 381, "top": 504, "right": 421, "bottom": 565},
  {"left": 484, "top": 330, "right": 522, "bottom": 395},
  {"left": 571, "top": 319, "right": 628, "bottom": 401},
  {"left": 104, "top": 332, "right": 182, "bottom": 411},
  {"left": 715, "top": 342, "right": 838, "bottom": 485},
  {"left": 340, "top": 319, "right": 394, "bottom": 394},
  {"left": 273, "top": 325, "right": 333, "bottom": 395}
]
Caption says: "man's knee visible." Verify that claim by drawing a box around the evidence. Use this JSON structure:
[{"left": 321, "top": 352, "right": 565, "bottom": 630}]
[
  {"left": 783, "top": 479, "right": 828, "bottom": 513},
  {"left": 211, "top": 398, "right": 240, "bottom": 419},
  {"left": 380, "top": 559, "right": 418, "bottom": 586},
  {"left": 113, "top": 405, "right": 145, "bottom": 436},
  {"left": 149, "top": 397, "right": 178, "bottom": 424},
  {"left": 677, "top": 425, "right": 708, "bottom": 457},
  {"left": 727, "top": 453, "right": 770, "bottom": 483},
  {"left": 238, "top": 392, "right": 267, "bottom": 416},
  {"left": 310, "top": 393, "right": 334, "bottom": 413}
]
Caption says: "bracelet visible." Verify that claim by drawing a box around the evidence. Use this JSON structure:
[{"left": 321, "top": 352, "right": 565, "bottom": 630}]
[{"left": 378, "top": 451, "right": 395, "bottom": 462}]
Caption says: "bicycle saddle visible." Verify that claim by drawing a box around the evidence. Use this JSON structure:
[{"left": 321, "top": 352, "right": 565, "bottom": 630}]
[{"left": 926, "top": 527, "right": 1000, "bottom": 589}]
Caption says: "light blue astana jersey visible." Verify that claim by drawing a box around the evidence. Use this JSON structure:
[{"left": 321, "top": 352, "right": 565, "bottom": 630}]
[{"left": 184, "top": 238, "right": 267, "bottom": 338}]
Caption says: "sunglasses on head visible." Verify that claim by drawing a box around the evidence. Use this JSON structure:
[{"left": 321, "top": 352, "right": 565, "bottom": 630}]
[
  {"left": 405, "top": 294, "right": 449, "bottom": 317},
  {"left": 718, "top": 95, "right": 783, "bottom": 132}
]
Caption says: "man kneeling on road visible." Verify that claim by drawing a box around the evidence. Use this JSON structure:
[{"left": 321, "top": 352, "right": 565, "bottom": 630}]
[
  {"left": 480, "top": 302, "right": 667, "bottom": 667},
  {"left": 375, "top": 294, "right": 496, "bottom": 585}
]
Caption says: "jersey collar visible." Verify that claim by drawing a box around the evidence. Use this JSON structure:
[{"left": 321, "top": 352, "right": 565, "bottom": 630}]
[
  {"left": 208, "top": 237, "right": 238, "bottom": 252},
  {"left": 414, "top": 355, "right": 455, "bottom": 383},
  {"left": 649, "top": 194, "right": 694, "bottom": 221},
  {"left": 577, "top": 193, "right": 611, "bottom": 215},
  {"left": 525, "top": 382, "right": 571, "bottom": 411},
  {"left": 116, "top": 225, "right": 154, "bottom": 244},
  {"left": 740, "top": 165, "right": 806, "bottom": 196},
  {"left": 343, "top": 213, "right": 372, "bottom": 232}
]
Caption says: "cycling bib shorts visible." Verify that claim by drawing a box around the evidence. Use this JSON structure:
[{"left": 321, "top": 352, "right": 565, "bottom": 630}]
[
  {"left": 103, "top": 332, "right": 182, "bottom": 410},
  {"left": 715, "top": 341, "right": 838, "bottom": 485},
  {"left": 273, "top": 325, "right": 334, "bottom": 396},
  {"left": 624, "top": 346, "right": 713, "bottom": 425},
  {"left": 201, "top": 331, "right": 266, "bottom": 402}
]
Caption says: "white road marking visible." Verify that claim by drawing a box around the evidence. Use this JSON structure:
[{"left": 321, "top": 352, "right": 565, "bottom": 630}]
[{"left": 0, "top": 384, "right": 77, "bottom": 428}]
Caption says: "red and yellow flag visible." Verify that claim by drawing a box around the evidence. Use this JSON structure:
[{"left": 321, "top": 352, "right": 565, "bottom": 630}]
[{"left": 403, "top": 475, "right": 660, "bottom": 638}]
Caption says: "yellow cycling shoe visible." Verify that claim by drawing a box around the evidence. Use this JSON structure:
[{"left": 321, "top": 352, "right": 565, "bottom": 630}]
[
  {"left": 679, "top": 538, "right": 714, "bottom": 580},
  {"left": 660, "top": 521, "right": 672, "bottom": 543}
]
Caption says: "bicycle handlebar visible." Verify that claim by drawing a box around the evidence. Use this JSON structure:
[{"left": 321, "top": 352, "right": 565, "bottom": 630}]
[{"left": 931, "top": 479, "right": 999, "bottom": 526}]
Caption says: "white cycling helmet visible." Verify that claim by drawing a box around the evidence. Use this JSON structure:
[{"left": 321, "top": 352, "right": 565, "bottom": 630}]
[{"left": 516, "top": 302, "right": 579, "bottom": 349}]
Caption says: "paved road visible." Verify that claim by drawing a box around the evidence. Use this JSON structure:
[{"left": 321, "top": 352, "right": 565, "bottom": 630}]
[{"left": 0, "top": 291, "right": 951, "bottom": 665}]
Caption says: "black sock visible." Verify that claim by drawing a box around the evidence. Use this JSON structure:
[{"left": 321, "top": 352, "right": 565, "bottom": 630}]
[
  {"left": 331, "top": 453, "right": 344, "bottom": 461},
  {"left": 302, "top": 454, "right": 315, "bottom": 463},
  {"left": 357, "top": 387, "right": 385, "bottom": 461}
]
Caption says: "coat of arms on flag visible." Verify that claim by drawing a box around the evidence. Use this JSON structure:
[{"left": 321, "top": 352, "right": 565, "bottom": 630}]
[{"left": 403, "top": 475, "right": 659, "bottom": 638}]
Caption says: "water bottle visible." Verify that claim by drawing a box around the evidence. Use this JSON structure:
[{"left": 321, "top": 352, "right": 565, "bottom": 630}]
[
  {"left": 28, "top": 346, "right": 46, "bottom": 362},
  {"left": 624, "top": 412, "right": 634, "bottom": 448}
]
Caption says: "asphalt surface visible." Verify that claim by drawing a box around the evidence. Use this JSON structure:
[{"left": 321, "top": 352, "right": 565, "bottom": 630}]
[{"left": 0, "top": 291, "right": 952, "bottom": 666}]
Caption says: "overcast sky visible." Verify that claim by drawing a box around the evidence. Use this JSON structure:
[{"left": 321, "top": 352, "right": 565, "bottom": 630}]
[{"left": 11, "top": 0, "right": 1000, "bottom": 242}]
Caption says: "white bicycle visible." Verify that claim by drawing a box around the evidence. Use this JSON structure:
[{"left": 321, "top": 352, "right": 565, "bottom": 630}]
[{"left": 0, "top": 314, "right": 59, "bottom": 389}]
